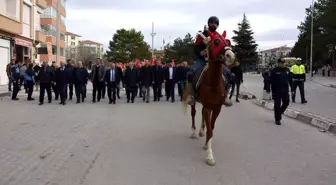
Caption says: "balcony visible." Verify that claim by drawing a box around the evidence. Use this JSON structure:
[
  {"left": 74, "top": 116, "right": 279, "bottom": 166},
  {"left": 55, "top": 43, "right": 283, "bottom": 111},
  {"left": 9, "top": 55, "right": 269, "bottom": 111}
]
[
  {"left": 35, "top": 30, "right": 46, "bottom": 43},
  {"left": 36, "top": 0, "right": 47, "bottom": 9},
  {"left": 0, "top": 14, "right": 22, "bottom": 35}
]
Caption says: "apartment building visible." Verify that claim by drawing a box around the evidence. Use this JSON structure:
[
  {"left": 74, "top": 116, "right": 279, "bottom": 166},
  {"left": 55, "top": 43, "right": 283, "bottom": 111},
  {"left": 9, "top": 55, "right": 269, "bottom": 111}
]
[
  {"left": 79, "top": 40, "right": 104, "bottom": 59},
  {"left": 0, "top": 0, "right": 47, "bottom": 85},
  {"left": 39, "top": 0, "right": 66, "bottom": 64},
  {"left": 65, "top": 31, "right": 81, "bottom": 59},
  {"left": 259, "top": 45, "right": 292, "bottom": 66}
]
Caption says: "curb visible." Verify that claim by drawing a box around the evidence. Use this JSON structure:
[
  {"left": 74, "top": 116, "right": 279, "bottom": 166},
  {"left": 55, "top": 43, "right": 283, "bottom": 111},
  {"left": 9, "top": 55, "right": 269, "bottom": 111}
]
[
  {"left": 327, "top": 84, "right": 336, "bottom": 88},
  {"left": 253, "top": 99, "right": 336, "bottom": 133},
  {"left": 238, "top": 91, "right": 256, "bottom": 100},
  {"left": 0, "top": 92, "right": 10, "bottom": 99}
]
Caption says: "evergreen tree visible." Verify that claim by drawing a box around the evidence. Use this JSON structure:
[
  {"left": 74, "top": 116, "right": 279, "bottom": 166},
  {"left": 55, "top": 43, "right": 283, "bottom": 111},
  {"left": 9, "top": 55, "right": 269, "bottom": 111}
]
[
  {"left": 164, "top": 33, "right": 196, "bottom": 64},
  {"left": 105, "top": 28, "right": 151, "bottom": 62},
  {"left": 231, "top": 13, "right": 258, "bottom": 69}
]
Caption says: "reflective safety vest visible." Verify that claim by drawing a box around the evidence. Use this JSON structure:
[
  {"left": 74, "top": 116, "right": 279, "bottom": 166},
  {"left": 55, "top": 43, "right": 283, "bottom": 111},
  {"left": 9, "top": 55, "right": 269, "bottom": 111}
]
[{"left": 290, "top": 64, "right": 305, "bottom": 81}]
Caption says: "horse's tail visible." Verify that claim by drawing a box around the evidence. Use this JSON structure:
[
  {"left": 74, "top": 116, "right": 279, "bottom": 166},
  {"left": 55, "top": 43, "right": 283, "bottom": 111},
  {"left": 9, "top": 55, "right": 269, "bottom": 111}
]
[{"left": 183, "top": 81, "right": 189, "bottom": 114}]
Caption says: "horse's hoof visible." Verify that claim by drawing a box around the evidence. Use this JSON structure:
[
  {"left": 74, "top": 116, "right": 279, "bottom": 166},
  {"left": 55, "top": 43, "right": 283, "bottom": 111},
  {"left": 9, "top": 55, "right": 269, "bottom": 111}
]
[
  {"left": 199, "top": 131, "right": 205, "bottom": 137},
  {"left": 206, "top": 158, "right": 216, "bottom": 166},
  {"left": 190, "top": 133, "right": 198, "bottom": 139}
]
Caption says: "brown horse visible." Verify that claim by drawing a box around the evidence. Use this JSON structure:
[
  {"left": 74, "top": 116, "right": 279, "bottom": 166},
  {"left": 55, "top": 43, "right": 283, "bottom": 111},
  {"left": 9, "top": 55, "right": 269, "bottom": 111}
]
[{"left": 183, "top": 30, "right": 235, "bottom": 166}]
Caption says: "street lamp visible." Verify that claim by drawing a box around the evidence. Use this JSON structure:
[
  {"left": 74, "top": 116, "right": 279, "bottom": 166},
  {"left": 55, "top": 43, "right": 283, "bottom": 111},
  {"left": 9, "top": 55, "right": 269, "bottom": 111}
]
[{"left": 309, "top": 0, "right": 314, "bottom": 79}]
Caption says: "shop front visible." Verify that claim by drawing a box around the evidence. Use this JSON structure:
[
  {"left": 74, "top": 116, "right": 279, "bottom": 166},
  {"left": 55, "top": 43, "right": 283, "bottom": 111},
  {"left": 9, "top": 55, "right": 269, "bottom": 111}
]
[
  {"left": 0, "top": 35, "right": 13, "bottom": 85},
  {"left": 14, "top": 38, "right": 33, "bottom": 64}
]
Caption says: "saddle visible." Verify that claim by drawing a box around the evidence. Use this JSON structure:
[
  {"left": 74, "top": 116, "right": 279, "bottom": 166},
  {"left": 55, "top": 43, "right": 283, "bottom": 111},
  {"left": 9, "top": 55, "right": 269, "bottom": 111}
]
[{"left": 191, "top": 64, "right": 230, "bottom": 98}]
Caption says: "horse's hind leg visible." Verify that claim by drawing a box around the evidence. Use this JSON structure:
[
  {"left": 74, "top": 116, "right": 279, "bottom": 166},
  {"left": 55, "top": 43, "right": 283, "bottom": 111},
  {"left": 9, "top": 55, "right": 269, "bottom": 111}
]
[
  {"left": 210, "top": 105, "right": 222, "bottom": 130},
  {"left": 190, "top": 105, "right": 197, "bottom": 139}
]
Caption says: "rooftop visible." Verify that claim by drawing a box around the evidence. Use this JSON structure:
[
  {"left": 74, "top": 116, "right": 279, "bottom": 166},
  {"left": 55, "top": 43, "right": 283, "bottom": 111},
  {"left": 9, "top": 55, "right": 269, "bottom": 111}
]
[
  {"left": 261, "top": 45, "right": 292, "bottom": 52},
  {"left": 65, "top": 31, "right": 81, "bottom": 37},
  {"left": 80, "top": 40, "right": 104, "bottom": 46}
]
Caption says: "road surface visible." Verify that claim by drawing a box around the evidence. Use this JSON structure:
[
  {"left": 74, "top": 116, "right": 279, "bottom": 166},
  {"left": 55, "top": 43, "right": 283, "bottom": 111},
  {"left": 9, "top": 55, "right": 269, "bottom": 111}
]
[
  {"left": 243, "top": 74, "right": 336, "bottom": 119},
  {"left": 0, "top": 96, "right": 335, "bottom": 185}
]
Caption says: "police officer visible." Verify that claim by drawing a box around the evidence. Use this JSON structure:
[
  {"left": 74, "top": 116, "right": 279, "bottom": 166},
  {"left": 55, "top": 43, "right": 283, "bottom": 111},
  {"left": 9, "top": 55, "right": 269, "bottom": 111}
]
[
  {"left": 290, "top": 58, "right": 307, "bottom": 104},
  {"left": 270, "top": 58, "right": 293, "bottom": 125},
  {"left": 11, "top": 61, "right": 21, "bottom": 100}
]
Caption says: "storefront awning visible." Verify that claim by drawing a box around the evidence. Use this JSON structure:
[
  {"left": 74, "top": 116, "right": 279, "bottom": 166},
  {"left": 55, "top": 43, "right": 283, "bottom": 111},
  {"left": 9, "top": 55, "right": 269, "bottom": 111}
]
[{"left": 15, "top": 38, "right": 32, "bottom": 47}]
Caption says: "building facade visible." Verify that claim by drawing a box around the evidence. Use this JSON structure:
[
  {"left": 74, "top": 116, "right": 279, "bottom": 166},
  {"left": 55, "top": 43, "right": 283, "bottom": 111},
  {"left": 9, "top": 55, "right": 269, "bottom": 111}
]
[
  {"left": 259, "top": 45, "right": 292, "bottom": 66},
  {"left": 39, "top": 0, "right": 66, "bottom": 64},
  {"left": 65, "top": 31, "right": 81, "bottom": 60},
  {"left": 0, "top": 0, "right": 47, "bottom": 85},
  {"left": 79, "top": 40, "right": 104, "bottom": 59}
]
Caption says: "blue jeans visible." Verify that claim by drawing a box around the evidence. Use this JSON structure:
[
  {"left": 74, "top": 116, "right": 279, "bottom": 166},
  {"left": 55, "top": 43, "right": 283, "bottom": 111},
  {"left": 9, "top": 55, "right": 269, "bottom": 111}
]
[{"left": 191, "top": 58, "right": 230, "bottom": 74}]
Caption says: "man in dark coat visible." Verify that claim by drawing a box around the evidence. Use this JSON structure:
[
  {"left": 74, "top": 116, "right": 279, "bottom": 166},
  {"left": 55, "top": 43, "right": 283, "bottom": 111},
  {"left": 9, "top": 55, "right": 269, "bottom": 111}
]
[
  {"left": 176, "top": 62, "right": 189, "bottom": 101},
  {"left": 73, "top": 61, "right": 89, "bottom": 103},
  {"left": 152, "top": 60, "right": 164, "bottom": 101},
  {"left": 65, "top": 59, "right": 75, "bottom": 100},
  {"left": 55, "top": 62, "right": 68, "bottom": 105},
  {"left": 51, "top": 62, "right": 59, "bottom": 100},
  {"left": 124, "top": 62, "right": 139, "bottom": 103},
  {"left": 90, "top": 58, "right": 106, "bottom": 103},
  {"left": 105, "top": 62, "right": 123, "bottom": 104},
  {"left": 140, "top": 61, "right": 154, "bottom": 103},
  {"left": 38, "top": 61, "right": 54, "bottom": 105},
  {"left": 229, "top": 61, "right": 243, "bottom": 102}
]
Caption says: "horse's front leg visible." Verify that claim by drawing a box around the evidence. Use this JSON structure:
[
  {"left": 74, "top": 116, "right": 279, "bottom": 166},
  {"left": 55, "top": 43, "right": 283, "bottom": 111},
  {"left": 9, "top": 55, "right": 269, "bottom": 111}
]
[
  {"left": 202, "top": 107, "right": 215, "bottom": 166},
  {"left": 199, "top": 111, "right": 205, "bottom": 137},
  {"left": 190, "top": 105, "right": 197, "bottom": 139}
]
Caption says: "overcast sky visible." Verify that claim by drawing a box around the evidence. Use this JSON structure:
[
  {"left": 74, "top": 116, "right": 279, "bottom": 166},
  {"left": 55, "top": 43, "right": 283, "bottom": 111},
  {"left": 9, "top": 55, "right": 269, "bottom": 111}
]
[{"left": 65, "top": 0, "right": 312, "bottom": 51}]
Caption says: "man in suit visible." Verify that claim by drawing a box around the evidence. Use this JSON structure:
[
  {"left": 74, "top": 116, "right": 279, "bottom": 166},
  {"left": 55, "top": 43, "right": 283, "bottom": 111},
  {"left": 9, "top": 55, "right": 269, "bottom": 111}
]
[
  {"left": 91, "top": 58, "right": 106, "bottom": 103},
  {"left": 55, "top": 62, "right": 68, "bottom": 105},
  {"left": 65, "top": 59, "right": 75, "bottom": 100},
  {"left": 140, "top": 61, "right": 154, "bottom": 103},
  {"left": 73, "top": 61, "right": 89, "bottom": 103},
  {"left": 177, "top": 62, "right": 188, "bottom": 101},
  {"left": 105, "top": 62, "right": 123, "bottom": 104},
  {"left": 124, "top": 62, "right": 139, "bottom": 103},
  {"left": 152, "top": 60, "right": 164, "bottom": 101},
  {"left": 164, "top": 61, "right": 177, "bottom": 102},
  {"left": 38, "top": 61, "right": 54, "bottom": 105},
  {"left": 100, "top": 59, "right": 108, "bottom": 99},
  {"left": 229, "top": 61, "right": 243, "bottom": 102}
]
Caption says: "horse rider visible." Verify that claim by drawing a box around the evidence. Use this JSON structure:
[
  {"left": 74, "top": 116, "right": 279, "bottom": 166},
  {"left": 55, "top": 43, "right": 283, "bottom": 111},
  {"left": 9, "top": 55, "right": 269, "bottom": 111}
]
[{"left": 186, "top": 16, "right": 233, "bottom": 106}]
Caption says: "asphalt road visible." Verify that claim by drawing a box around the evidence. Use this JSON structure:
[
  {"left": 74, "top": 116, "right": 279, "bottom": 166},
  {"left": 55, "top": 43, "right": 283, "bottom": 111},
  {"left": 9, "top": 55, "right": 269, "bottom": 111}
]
[
  {"left": 242, "top": 74, "right": 336, "bottom": 119},
  {"left": 0, "top": 96, "right": 335, "bottom": 185}
]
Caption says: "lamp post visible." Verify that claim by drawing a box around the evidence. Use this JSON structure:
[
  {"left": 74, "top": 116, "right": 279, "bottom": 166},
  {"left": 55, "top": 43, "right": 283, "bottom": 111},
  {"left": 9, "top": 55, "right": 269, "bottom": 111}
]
[{"left": 309, "top": 0, "right": 314, "bottom": 79}]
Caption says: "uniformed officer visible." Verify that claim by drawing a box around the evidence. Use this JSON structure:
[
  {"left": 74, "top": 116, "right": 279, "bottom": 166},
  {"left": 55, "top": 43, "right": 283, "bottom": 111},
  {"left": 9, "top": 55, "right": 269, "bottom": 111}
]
[
  {"left": 290, "top": 58, "right": 307, "bottom": 104},
  {"left": 270, "top": 58, "right": 293, "bottom": 125}
]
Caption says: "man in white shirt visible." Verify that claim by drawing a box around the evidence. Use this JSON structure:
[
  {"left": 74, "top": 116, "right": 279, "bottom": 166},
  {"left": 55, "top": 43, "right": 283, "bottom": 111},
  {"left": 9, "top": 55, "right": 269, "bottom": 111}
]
[{"left": 164, "top": 62, "right": 176, "bottom": 102}]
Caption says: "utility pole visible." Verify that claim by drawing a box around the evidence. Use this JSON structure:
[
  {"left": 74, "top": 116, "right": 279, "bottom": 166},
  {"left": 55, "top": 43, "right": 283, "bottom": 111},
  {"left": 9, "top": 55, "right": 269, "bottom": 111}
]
[
  {"left": 309, "top": 0, "right": 314, "bottom": 79},
  {"left": 56, "top": 0, "right": 59, "bottom": 63},
  {"left": 150, "top": 22, "right": 156, "bottom": 58}
]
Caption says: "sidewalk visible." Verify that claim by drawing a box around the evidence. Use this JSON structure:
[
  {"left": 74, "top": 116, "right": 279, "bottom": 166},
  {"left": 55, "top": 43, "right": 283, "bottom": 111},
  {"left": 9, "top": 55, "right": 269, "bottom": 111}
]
[
  {"left": 311, "top": 76, "right": 336, "bottom": 88},
  {"left": 242, "top": 74, "right": 336, "bottom": 133}
]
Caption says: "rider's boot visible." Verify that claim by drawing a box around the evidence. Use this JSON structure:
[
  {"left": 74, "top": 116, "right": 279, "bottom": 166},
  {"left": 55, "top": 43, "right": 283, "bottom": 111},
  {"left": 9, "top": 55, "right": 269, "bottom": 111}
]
[{"left": 187, "top": 84, "right": 196, "bottom": 105}]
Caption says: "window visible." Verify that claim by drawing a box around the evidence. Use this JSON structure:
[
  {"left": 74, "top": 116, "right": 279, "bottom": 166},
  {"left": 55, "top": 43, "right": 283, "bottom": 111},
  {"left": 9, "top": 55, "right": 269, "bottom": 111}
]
[
  {"left": 61, "top": 0, "right": 66, "bottom": 8},
  {"left": 61, "top": 15, "right": 66, "bottom": 26},
  {"left": 60, "top": 32, "right": 65, "bottom": 41},
  {"left": 71, "top": 42, "right": 75, "bottom": 46},
  {"left": 71, "top": 36, "right": 75, "bottom": 40},
  {"left": 41, "top": 24, "right": 56, "bottom": 36},
  {"left": 41, "top": 6, "right": 57, "bottom": 19},
  {"left": 52, "top": 45, "right": 57, "bottom": 55},
  {"left": 60, "top": 47, "right": 64, "bottom": 56},
  {"left": 22, "top": 4, "right": 31, "bottom": 38}
]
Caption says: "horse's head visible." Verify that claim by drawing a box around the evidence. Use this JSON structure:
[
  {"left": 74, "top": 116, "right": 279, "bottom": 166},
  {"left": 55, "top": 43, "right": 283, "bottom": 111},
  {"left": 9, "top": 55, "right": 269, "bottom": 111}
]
[{"left": 206, "top": 30, "right": 235, "bottom": 65}]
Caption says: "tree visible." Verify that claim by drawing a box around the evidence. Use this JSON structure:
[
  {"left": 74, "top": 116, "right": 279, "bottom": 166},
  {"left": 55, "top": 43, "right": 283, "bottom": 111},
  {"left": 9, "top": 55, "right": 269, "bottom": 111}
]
[
  {"left": 231, "top": 13, "right": 259, "bottom": 70},
  {"left": 164, "top": 33, "right": 196, "bottom": 64},
  {"left": 290, "top": 0, "right": 336, "bottom": 68},
  {"left": 75, "top": 45, "right": 97, "bottom": 66},
  {"left": 105, "top": 28, "right": 151, "bottom": 62}
]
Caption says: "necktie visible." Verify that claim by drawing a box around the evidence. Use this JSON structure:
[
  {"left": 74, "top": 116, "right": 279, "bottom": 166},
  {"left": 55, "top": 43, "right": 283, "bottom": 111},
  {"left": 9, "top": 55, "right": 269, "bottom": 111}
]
[{"left": 112, "top": 70, "right": 114, "bottom": 81}]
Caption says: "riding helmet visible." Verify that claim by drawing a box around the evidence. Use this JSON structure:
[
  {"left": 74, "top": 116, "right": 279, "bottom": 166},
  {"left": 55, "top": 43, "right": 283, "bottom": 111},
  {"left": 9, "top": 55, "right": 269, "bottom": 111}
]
[{"left": 208, "top": 16, "right": 219, "bottom": 25}]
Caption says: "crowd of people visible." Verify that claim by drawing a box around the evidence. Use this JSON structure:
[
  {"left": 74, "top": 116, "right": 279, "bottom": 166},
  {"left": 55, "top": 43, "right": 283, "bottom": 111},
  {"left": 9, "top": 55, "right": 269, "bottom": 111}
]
[{"left": 5, "top": 58, "right": 244, "bottom": 106}]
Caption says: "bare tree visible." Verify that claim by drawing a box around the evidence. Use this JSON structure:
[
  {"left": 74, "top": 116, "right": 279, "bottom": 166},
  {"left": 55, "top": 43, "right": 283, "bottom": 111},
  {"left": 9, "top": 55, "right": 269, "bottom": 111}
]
[{"left": 75, "top": 45, "right": 97, "bottom": 67}]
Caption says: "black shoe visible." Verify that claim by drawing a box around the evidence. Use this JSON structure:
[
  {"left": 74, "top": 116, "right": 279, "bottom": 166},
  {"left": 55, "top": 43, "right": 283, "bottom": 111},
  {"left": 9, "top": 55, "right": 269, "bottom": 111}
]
[
  {"left": 59, "top": 102, "right": 63, "bottom": 105},
  {"left": 97, "top": 99, "right": 100, "bottom": 102},
  {"left": 55, "top": 98, "right": 59, "bottom": 101},
  {"left": 69, "top": 97, "right": 72, "bottom": 101},
  {"left": 48, "top": 100, "right": 52, "bottom": 103},
  {"left": 76, "top": 101, "right": 80, "bottom": 104},
  {"left": 146, "top": 101, "right": 149, "bottom": 103},
  {"left": 131, "top": 100, "right": 134, "bottom": 103},
  {"left": 12, "top": 98, "right": 19, "bottom": 100},
  {"left": 292, "top": 99, "right": 295, "bottom": 103},
  {"left": 27, "top": 98, "right": 35, "bottom": 101},
  {"left": 154, "top": 99, "right": 157, "bottom": 102},
  {"left": 62, "top": 102, "right": 66, "bottom": 105},
  {"left": 113, "top": 101, "right": 116, "bottom": 104},
  {"left": 82, "top": 98, "right": 84, "bottom": 102},
  {"left": 275, "top": 121, "right": 281, "bottom": 125},
  {"left": 127, "top": 100, "right": 130, "bottom": 103},
  {"left": 117, "top": 96, "right": 120, "bottom": 99},
  {"left": 171, "top": 100, "right": 175, "bottom": 103},
  {"left": 92, "top": 100, "right": 96, "bottom": 103},
  {"left": 236, "top": 99, "right": 240, "bottom": 103},
  {"left": 302, "top": 100, "right": 307, "bottom": 104},
  {"left": 39, "top": 102, "right": 43, "bottom": 105},
  {"left": 143, "top": 98, "right": 145, "bottom": 102},
  {"left": 109, "top": 100, "right": 112, "bottom": 104}
]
